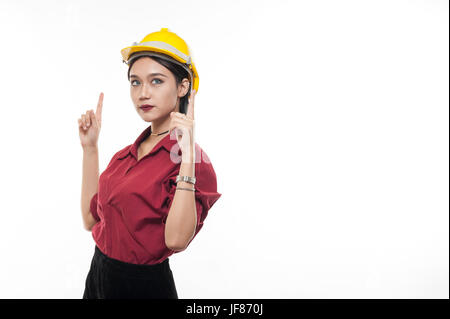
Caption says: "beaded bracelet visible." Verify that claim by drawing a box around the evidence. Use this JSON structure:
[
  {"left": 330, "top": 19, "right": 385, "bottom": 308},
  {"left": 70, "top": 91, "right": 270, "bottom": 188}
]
[{"left": 176, "top": 186, "right": 195, "bottom": 192}]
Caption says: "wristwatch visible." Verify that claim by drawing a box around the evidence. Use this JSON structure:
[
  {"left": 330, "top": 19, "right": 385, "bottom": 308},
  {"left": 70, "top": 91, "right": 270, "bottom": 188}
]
[{"left": 175, "top": 175, "right": 196, "bottom": 185}]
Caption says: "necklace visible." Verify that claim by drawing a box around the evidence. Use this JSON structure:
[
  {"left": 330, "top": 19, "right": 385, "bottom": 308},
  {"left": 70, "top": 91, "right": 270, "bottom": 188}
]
[{"left": 150, "top": 129, "right": 169, "bottom": 136}]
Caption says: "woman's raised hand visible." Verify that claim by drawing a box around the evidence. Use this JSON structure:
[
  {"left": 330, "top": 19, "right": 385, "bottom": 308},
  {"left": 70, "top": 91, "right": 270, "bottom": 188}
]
[{"left": 78, "top": 92, "right": 103, "bottom": 149}]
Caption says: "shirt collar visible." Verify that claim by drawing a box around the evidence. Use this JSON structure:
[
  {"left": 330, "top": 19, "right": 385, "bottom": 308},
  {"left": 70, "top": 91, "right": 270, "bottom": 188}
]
[{"left": 117, "top": 124, "right": 177, "bottom": 160}]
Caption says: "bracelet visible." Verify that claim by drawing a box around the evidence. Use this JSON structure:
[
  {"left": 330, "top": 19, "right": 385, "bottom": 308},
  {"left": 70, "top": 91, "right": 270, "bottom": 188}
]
[
  {"left": 176, "top": 186, "right": 195, "bottom": 192},
  {"left": 176, "top": 175, "right": 196, "bottom": 185}
]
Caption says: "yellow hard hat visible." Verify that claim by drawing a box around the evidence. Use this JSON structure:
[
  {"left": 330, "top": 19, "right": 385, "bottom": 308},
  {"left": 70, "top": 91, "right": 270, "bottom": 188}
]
[{"left": 121, "top": 28, "right": 199, "bottom": 93}]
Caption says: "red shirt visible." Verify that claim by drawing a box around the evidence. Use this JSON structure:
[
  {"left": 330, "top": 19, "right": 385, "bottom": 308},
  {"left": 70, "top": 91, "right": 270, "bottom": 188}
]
[{"left": 89, "top": 124, "right": 222, "bottom": 265}]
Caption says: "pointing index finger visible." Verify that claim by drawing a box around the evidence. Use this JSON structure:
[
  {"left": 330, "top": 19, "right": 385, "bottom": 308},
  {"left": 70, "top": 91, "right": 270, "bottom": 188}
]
[
  {"left": 96, "top": 92, "right": 103, "bottom": 123},
  {"left": 186, "top": 89, "right": 196, "bottom": 120}
]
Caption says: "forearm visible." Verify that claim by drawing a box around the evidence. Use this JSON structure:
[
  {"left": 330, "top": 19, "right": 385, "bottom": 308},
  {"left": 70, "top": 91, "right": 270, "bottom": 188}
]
[
  {"left": 81, "top": 146, "right": 99, "bottom": 230},
  {"left": 165, "top": 154, "right": 197, "bottom": 251}
]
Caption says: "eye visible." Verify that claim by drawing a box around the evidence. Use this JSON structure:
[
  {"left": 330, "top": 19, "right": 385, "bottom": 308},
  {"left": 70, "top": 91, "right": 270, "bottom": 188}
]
[{"left": 130, "top": 79, "right": 163, "bottom": 86}]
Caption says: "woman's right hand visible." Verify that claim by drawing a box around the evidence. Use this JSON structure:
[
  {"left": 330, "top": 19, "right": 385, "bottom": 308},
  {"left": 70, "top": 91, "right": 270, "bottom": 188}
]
[{"left": 78, "top": 92, "right": 103, "bottom": 149}]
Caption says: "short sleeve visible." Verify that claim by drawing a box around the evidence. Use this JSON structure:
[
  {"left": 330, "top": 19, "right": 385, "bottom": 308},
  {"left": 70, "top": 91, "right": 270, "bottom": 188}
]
[
  {"left": 160, "top": 160, "right": 222, "bottom": 249},
  {"left": 89, "top": 192, "right": 100, "bottom": 222},
  {"left": 87, "top": 145, "right": 129, "bottom": 223}
]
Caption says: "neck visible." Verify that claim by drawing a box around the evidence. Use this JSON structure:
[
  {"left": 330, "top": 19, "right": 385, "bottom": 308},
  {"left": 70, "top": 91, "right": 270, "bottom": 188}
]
[
  {"left": 151, "top": 116, "right": 170, "bottom": 135},
  {"left": 150, "top": 105, "right": 179, "bottom": 136}
]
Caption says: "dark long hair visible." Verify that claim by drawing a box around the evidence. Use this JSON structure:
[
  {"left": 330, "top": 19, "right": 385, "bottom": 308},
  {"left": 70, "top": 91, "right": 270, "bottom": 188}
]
[{"left": 127, "top": 55, "right": 192, "bottom": 115}]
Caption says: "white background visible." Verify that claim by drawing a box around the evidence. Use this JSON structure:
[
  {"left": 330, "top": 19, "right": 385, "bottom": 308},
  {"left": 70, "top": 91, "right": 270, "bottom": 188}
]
[{"left": 0, "top": 0, "right": 448, "bottom": 299}]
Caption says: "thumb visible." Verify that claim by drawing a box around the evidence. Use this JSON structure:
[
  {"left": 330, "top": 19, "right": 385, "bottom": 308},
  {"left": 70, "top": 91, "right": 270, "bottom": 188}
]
[{"left": 89, "top": 110, "right": 98, "bottom": 128}]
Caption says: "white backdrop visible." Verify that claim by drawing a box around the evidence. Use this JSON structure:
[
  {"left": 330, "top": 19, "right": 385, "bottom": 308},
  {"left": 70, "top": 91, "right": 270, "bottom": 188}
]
[{"left": 0, "top": 0, "right": 448, "bottom": 299}]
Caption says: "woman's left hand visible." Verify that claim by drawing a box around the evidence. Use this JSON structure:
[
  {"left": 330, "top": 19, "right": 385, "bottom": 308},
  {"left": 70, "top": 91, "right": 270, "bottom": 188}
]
[{"left": 169, "top": 89, "right": 196, "bottom": 162}]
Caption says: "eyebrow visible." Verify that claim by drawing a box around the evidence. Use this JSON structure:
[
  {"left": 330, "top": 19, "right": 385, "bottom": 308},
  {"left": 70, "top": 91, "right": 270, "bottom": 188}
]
[{"left": 130, "top": 73, "right": 167, "bottom": 78}]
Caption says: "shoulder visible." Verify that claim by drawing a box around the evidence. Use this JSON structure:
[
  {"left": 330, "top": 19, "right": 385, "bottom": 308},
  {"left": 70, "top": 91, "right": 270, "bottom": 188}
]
[
  {"left": 116, "top": 144, "right": 132, "bottom": 158},
  {"left": 193, "top": 143, "right": 222, "bottom": 209},
  {"left": 194, "top": 143, "right": 218, "bottom": 184},
  {"left": 105, "top": 144, "right": 133, "bottom": 166}
]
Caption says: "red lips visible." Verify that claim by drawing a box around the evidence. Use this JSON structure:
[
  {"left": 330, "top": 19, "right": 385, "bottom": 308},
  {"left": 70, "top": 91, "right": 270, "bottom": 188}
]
[{"left": 140, "top": 104, "right": 155, "bottom": 109}]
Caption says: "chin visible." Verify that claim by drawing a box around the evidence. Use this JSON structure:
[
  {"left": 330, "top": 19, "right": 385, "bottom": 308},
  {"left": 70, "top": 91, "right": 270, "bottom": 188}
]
[{"left": 140, "top": 114, "right": 154, "bottom": 121}]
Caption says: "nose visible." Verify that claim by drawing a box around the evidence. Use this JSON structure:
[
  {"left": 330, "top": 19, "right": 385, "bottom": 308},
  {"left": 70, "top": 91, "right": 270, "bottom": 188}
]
[{"left": 138, "top": 81, "right": 153, "bottom": 100}]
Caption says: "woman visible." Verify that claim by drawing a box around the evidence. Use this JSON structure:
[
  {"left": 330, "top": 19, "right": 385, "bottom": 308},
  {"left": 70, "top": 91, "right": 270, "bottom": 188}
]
[{"left": 78, "top": 28, "right": 222, "bottom": 299}]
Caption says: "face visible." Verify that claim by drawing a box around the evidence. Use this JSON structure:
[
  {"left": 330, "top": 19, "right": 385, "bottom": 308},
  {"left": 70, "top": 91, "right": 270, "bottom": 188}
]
[{"left": 129, "top": 57, "right": 189, "bottom": 121}]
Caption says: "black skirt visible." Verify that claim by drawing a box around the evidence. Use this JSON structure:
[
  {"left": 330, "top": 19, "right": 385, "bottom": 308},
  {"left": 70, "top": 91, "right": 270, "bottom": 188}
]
[{"left": 83, "top": 246, "right": 178, "bottom": 299}]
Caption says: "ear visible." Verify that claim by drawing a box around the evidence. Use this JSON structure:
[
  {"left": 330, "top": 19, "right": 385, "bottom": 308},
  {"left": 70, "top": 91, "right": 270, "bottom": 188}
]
[{"left": 178, "top": 78, "right": 191, "bottom": 98}]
